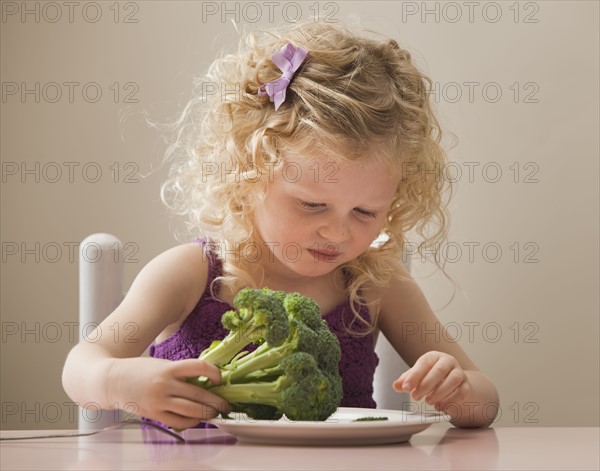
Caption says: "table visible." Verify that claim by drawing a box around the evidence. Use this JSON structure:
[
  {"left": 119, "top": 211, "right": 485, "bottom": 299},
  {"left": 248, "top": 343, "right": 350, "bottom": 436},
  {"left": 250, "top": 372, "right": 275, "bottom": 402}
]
[{"left": 1, "top": 425, "right": 598, "bottom": 470}]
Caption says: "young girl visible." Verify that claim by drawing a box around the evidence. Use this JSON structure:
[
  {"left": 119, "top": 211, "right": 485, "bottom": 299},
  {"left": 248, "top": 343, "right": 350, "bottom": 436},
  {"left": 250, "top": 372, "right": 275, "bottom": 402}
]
[{"left": 62, "top": 21, "right": 498, "bottom": 430}]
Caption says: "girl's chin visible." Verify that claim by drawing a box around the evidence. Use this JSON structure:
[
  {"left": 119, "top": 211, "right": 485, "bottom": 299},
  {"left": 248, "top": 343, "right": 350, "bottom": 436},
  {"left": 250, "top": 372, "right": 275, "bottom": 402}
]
[{"left": 276, "top": 251, "right": 342, "bottom": 276}]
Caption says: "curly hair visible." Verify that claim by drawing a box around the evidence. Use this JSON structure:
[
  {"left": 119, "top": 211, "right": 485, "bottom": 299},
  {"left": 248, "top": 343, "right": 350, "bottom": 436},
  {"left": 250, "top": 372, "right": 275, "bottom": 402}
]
[{"left": 161, "top": 21, "right": 452, "bottom": 334}]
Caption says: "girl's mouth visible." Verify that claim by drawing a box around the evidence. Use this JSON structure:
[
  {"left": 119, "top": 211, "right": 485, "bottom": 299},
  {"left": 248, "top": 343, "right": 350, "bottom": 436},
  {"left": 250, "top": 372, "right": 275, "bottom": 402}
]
[{"left": 307, "top": 248, "right": 341, "bottom": 262}]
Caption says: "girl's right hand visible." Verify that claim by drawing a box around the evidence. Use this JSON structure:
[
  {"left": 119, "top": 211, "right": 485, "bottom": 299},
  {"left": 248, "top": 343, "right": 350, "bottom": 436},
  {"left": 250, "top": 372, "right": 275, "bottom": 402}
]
[{"left": 107, "top": 356, "right": 231, "bottom": 430}]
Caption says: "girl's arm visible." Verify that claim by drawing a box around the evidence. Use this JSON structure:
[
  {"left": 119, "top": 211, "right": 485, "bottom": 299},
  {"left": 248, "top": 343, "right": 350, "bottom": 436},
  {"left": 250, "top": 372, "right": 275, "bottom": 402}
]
[
  {"left": 62, "top": 243, "right": 230, "bottom": 430},
  {"left": 375, "top": 263, "right": 499, "bottom": 428}
]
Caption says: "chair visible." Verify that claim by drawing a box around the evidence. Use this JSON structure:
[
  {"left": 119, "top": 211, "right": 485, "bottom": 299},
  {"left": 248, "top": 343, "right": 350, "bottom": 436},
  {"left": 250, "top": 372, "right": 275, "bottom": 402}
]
[
  {"left": 78, "top": 234, "right": 125, "bottom": 430},
  {"left": 78, "top": 233, "right": 408, "bottom": 429}
]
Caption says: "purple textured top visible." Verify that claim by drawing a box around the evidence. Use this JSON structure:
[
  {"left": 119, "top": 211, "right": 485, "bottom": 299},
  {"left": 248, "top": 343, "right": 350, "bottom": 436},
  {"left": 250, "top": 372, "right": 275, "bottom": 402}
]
[{"left": 147, "top": 240, "right": 379, "bottom": 427}]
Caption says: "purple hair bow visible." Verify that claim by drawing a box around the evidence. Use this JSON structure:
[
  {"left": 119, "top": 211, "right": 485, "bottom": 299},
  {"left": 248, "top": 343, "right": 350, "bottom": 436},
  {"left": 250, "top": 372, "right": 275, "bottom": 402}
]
[{"left": 258, "top": 43, "right": 308, "bottom": 110}]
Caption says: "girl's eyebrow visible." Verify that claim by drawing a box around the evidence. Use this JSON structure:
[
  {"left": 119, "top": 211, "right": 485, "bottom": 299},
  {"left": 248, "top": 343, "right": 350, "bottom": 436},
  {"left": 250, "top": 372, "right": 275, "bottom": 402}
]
[{"left": 288, "top": 186, "right": 389, "bottom": 210}]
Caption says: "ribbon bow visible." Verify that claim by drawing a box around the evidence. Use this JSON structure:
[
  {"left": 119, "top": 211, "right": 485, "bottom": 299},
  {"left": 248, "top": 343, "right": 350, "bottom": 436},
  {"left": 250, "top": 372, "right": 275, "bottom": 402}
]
[{"left": 258, "top": 43, "right": 308, "bottom": 110}]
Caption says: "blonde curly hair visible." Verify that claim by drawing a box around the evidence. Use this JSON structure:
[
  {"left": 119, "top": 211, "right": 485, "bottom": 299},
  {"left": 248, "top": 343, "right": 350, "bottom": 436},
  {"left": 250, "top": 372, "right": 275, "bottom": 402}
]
[{"left": 161, "top": 21, "right": 452, "bottom": 333}]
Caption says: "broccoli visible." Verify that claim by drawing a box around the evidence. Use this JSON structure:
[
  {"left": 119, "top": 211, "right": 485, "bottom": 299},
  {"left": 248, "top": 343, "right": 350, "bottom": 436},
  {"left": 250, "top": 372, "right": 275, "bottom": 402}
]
[{"left": 188, "top": 288, "right": 344, "bottom": 422}]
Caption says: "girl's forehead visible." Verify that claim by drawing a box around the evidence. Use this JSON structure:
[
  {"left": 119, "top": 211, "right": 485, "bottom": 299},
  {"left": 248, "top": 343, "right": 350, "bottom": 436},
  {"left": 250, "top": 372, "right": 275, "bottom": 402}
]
[
  {"left": 280, "top": 151, "right": 398, "bottom": 182},
  {"left": 277, "top": 152, "right": 400, "bottom": 203}
]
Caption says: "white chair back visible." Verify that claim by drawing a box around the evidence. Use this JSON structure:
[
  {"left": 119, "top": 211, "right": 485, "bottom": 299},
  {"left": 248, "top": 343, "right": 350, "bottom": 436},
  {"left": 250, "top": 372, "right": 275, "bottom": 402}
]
[
  {"left": 373, "top": 333, "right": 409, "bottom": 409},
  {"left": 78, "top": 234, "right": 125, "bottom": 430}
]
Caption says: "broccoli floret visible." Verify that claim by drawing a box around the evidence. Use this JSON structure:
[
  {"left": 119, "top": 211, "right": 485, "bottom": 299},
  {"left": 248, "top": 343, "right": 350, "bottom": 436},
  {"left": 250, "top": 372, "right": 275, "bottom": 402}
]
[
  {"left": 313, "top": 326, "right": 342, "bottom": 375},
  {"left": 190, "top": 289, "right": 343, "bottom": 422},
  {"left": 210, "top": 352, "right": 339, "bottom": 421},
  {"left": 283, "top": 292, "right": 323, "bottom": 330},
  {"left": 198, "top": 288, "right": 290, "bottom": 366},
  {"left": 282, "top": 292, "right": 342, "bottom": 375}
]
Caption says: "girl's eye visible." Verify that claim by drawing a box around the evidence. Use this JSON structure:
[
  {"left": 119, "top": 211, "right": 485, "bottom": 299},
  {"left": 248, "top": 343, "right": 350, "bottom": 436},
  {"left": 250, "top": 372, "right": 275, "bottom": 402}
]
[
  {"left": 299, "top": 201, "right": 325, "bottom": 210},
  {"left": 354, "top": 208, "right": 377, "bottom": 219},
  {"left": 298, "top": 200, "right": 377, "bottom": 219}
]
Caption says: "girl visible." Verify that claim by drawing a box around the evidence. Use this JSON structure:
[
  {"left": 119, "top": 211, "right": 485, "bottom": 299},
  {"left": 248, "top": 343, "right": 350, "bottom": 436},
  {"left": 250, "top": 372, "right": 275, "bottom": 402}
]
[{"left": 62, "top": 21, "right": 498, "bottom": 430}]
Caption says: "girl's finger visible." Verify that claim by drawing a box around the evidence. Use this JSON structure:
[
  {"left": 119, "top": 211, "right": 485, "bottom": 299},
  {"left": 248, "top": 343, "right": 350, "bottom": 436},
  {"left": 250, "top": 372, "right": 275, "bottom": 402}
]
[
  {"left": 170, "top": 359, "right": 223, "bottom": 385},
  {"left": 396, "top": 351, "right": 440, "bottom": 394},
  {"left": 164, "top": 396, "right": 220, "bottom": 422},
  {"left": 432, "top": 380, "right": 470, "bottom": 414},
  {"left": 425, "top": 368, "right": 465, "bottom": 404},
  {"left": 392, "top": 371, "right": 409, "bottom": 391},
  {"left": 157, "top": 410, "right": 208, "bottom": 431},
  {"left": 413, "top": 356, "right": 454, "bottom": 400},
  {"left": 172, "top": 381, "right": 231, "bottom": 413}
]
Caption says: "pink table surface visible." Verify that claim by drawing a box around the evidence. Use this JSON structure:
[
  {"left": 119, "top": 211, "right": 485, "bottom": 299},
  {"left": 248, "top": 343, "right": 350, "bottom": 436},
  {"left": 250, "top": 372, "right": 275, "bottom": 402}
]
[{"left": 1, "top": 424, "right": 599, "bottom": 470}]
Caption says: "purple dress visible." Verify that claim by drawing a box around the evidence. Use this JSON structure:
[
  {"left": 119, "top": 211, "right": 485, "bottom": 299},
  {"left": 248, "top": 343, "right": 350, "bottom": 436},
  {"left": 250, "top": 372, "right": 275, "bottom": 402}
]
[{"left": 146, "top": 240, "right": 379, "bottom": 427}]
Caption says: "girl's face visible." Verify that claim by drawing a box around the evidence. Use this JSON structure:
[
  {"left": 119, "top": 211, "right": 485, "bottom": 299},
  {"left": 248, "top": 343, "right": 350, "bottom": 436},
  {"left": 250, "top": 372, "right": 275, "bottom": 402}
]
[{"left": 252, "top": 152, "right": 400, "bottom": 281}]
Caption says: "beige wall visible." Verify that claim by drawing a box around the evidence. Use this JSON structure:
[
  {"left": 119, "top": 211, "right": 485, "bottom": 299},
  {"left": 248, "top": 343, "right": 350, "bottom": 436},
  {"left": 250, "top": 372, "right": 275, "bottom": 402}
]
[{"left": 1, "top": 1, "right": 598, "bottom": 429}]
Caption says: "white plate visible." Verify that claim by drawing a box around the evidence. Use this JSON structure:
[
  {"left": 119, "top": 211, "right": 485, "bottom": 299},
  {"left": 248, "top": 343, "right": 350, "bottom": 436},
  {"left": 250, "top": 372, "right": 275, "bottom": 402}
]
[{"left": 207, "top": 407, "right": 450, "bottom": 446}]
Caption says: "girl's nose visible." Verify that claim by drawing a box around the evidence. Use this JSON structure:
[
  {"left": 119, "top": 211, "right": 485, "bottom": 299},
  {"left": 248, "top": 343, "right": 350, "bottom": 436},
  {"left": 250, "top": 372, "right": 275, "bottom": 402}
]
[{"left": 317, "top": 218, "right": 350, "bottom": 245}]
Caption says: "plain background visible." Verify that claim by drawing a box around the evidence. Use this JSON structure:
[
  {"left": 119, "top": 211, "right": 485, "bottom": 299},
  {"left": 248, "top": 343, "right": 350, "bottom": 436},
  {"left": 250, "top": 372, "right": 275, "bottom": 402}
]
[{"left": 1, "top": 1, "right": 598, "bottom": 430}]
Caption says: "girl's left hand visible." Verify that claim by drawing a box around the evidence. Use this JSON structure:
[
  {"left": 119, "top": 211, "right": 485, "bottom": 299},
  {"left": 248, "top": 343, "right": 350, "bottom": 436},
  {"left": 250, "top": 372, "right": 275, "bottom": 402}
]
[{"left": 393, "top": 351, "right": 470, "bottom": 410}]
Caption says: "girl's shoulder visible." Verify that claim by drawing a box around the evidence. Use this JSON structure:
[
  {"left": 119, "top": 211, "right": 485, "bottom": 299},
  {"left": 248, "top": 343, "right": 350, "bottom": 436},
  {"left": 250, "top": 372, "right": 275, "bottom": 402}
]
[
  {"left": 134, "top": 242, "right": 211, "bottom": 319},
  {"left": 134, "top": 242, "right": 212, "bottom": 344},
  {"left": 144, "top": 242, "right": 209, "bottom": 280},
  {"left": 359, "top": 261, "right": 419, "bottom": 322}
]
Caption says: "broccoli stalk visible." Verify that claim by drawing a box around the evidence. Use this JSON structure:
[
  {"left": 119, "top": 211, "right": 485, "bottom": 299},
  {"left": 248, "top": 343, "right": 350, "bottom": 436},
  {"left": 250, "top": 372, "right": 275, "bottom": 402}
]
[
  {"left": 198, "top": 288, "right": 290, "bottom": 366},
  {"left": 209, "top": 352, "right": 340, "bottom": 421},
  {"left": 218, "top": 318, "right": 338, "bottom": 385}
]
